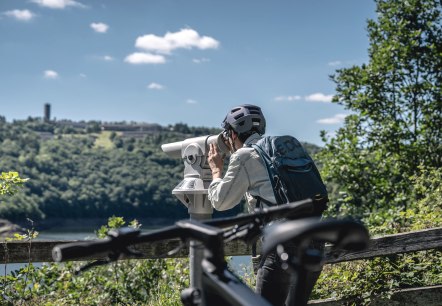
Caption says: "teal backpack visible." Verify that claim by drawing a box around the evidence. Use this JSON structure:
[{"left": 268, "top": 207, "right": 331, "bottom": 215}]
[{"left": 251, "top": 135, "right": 328, "bottom": 206}]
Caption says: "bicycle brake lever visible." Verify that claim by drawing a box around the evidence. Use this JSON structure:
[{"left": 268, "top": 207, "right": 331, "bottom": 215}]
[
  {"left": 121, "top": 247, "right": 144, "bottom": 258},
  {"left": 75, "top": 259, "right": 110, "bottom": 275},
  {"left": 74, "top": 246, "right": 143, "bottom": 275},
  {"left": 224, "top": 221, "right": 262, "bottom": 244},
  {"left": 165, "top": 239, "right": 186, "bottom": 257}
]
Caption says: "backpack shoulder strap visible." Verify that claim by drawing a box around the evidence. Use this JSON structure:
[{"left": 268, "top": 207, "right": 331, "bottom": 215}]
[{"left": 250, "top": 139, "right": 287, "bottom": 204}]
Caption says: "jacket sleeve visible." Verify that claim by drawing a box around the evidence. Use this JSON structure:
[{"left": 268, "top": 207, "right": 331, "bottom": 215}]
[{"left": 208, "top": 152, "right": 251, "bottom": 211}]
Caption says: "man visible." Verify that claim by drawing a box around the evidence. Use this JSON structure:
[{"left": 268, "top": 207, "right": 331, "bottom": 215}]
[
  {"left": 207, "top": 104, "right": 322, "bottom": 306},
  {"left": 208, "top": 104, "right": 274, "bottom": 212}
]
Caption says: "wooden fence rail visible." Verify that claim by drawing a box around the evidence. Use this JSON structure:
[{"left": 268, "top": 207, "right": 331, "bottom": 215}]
[{"left": 1, "top": 227, "right": 441, "bottom": 264}]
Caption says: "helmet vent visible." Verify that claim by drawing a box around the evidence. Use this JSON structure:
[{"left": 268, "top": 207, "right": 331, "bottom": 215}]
[
  {"left": 234, "top": 113, "right": 245, "bottom": 120},
  {"left": 249, "top": 107, "right": 261, "bottom": 114}
]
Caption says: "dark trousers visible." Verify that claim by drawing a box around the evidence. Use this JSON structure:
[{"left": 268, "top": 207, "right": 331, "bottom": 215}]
[{"left": 255, "top": 248, "right": 322, "bottom": 306}]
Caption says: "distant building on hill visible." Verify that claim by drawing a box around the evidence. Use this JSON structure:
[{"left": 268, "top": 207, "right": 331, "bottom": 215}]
[
  {"left": 56, "top": 120, "right": 88, "bottom": 129},
  {"left": 36, "top": 104, "right": 164, "bottom": 138},
  {"left": 101, "top": 123, "right": 162, "bottom": 132}
]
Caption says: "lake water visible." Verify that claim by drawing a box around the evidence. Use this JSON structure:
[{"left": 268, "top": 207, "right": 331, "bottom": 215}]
[{"left": 2, "top": 229, "right": 252, "bottom": 276}]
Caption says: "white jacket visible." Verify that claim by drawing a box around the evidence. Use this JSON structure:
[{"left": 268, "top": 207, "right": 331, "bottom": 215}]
[{"left": 208, "top": 133, "right": 276, "bottom": 212}]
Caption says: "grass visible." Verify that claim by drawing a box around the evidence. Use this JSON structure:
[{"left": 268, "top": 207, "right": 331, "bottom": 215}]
[{"left": 93, "top": 131, "right": 117, "bottom": 149}]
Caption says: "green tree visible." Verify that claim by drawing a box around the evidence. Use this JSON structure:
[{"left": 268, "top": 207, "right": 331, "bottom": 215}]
[{"left": 319, "top": 0, "right": 442, "bottom": 220}]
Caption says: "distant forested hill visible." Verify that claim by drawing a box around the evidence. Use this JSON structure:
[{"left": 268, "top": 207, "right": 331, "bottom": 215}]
[{"left": 0, "top": 117, "right": 321, "bottom": 223}]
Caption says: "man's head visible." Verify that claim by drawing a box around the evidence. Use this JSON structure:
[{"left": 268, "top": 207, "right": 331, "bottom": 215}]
[
  {"left": 222, "top": 104, "right": 266, "bottom": 141},
  {"left": 220, "top": 104, "right": 266, "bottom": 153}
]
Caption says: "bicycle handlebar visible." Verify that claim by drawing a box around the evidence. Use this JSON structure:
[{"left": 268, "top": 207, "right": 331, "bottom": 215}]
[
  {"left": 52, "top": 197, "right": 327, "bottom": 263},
  {"left": 205, "top": 196, "right": 327, "bottom": 228},
  {"left": 261, "top": 217, "right": 370, "bottom": 257},
  {"left": 53, "top": 220, "right": 228, "bottom": 263},
  {"left": 52, "top": 227, "right": 146, "bottom": 262},
  {"left": 53, "top": 237, "right": 113, "bottom": 262}
]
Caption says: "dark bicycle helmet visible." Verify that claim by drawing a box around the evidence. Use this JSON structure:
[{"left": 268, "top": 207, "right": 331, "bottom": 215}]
[{"left": 222, "top": 104, "right": 266, "bottom": 135}]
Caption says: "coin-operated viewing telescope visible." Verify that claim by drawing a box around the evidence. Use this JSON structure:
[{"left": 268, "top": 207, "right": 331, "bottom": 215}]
[
  {"left": 161, "top": 133, "right": 230, "bottom": 220},
  {"left": 161, "top": 133, "right": 230, "bottom": 293}
]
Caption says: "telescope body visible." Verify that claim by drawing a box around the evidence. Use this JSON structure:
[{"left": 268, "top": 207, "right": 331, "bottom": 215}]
[
  {"left": 161, "top": 133, "right": 230, "bottom": 293},
  {"left": 161, "top": 133, "right": 230, "bottom": 216}
]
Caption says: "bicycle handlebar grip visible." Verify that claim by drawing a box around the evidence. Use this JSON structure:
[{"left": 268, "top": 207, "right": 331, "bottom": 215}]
[{"left": 52, "top": 239, "right": 112, "bottom": 262}]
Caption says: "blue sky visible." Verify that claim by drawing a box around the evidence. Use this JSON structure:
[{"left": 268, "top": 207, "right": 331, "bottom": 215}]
[{"left": 0, "top": 0, "right": 377, "bottom": 145}]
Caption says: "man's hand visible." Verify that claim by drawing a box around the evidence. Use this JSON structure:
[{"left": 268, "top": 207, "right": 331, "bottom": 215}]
[{"left": 208, "top": 143, "right": 224, "bottom": 179}]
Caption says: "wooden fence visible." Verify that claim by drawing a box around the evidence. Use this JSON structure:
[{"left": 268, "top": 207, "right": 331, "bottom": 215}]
[{"left": 1, "top": 226, "right": 442, "bottom": 305}]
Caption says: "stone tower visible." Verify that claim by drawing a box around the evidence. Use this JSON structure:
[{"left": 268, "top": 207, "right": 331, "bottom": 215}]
[{"left": 44, "top": 103, "right": 51, "bottom": 122}]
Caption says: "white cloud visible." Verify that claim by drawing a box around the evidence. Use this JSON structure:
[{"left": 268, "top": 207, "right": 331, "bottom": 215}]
[
  {"left": 305, "top": 93, "right": 333, "bottom": 103},
  {"left": 317, "top": 114, "right": 347, "bottom": 125},
  {"left": 135, "top": 28, "right": 219, "bottom": 54},
  {"left": 124, "top": 52, "right": 166, "bottom": 65},
  {"left": 328, "top": 60, "right": 342, "bottom": 66},
  {"left": 274, "top": 93, "right": 334, "bottom": 103},
  {"left": 79, "top": 73, "right": 87, "bottom": 78},
  {"left": 126, "top": 28, "right": 218, "bottom": 66},
  {"left": 102, "top": 55, "right": 114, "bottom": 61},
  {"left": 192, "top": 57, "right": 210, "bottom": 64},
  {"left": 31, "top": 0, "right": 86, "bottom": 9},
  {"left": 274, "top": 95, "right": 302, "bottom": 102},
  {"left": 3, "top": 9, "right": 35, "bottom": 21},
  {"left": 186, "top": 99, "right": 197, "bottom": 104},
  {"left": 147, "top": 82, "right": 165, "bottom": 90},
  {"left": 90, "top": 22, "right": 109, "bottom": 33},
  {"left": 43, "top": 70, "right": 59, "bottom": 79}
]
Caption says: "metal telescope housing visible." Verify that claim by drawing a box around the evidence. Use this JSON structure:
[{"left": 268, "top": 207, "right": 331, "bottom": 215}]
[
  {"left": 161, "top": 133, "right": 230, "bottom": 218},
  {"left": 161, "top": 133, "right": 230, "bottom": 294}
]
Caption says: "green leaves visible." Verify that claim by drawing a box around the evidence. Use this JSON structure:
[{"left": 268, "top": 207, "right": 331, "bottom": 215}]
[
  {"left": 96, "top": 216, "right": 139, "bottom": 238},
  {"left": 0, "top": 171, "right": 28, "bottom": 197}
]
